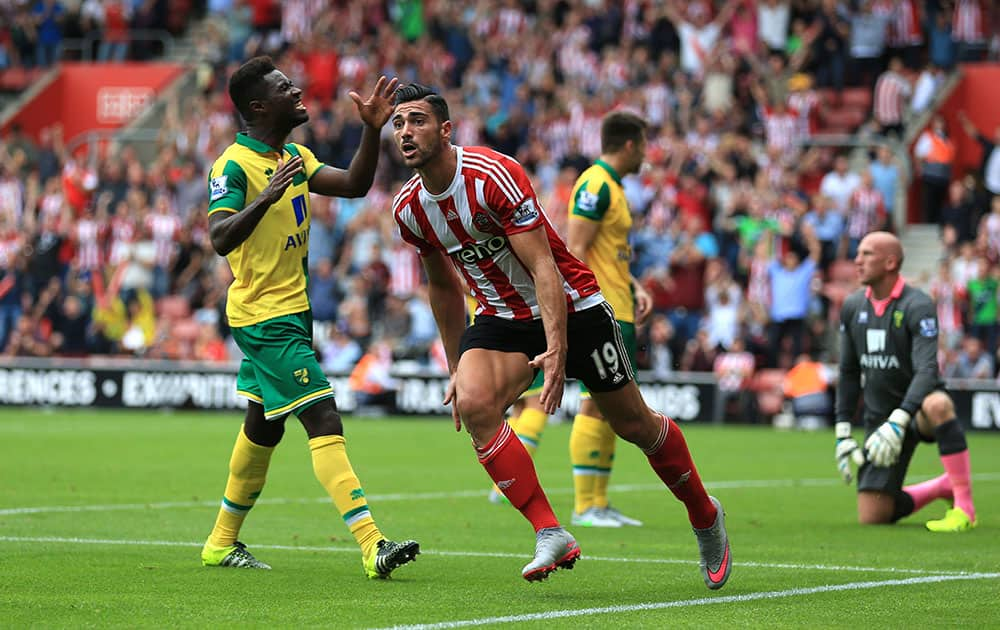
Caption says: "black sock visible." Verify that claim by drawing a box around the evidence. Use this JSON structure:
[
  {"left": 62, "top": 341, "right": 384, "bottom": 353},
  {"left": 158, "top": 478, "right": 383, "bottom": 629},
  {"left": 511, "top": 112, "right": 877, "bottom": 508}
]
[
  {"left": 933, "top": 419, "right": 967, "bottom": 456},
  {"left": 891, "top": 491, "right": 915, "bottom": 523}
]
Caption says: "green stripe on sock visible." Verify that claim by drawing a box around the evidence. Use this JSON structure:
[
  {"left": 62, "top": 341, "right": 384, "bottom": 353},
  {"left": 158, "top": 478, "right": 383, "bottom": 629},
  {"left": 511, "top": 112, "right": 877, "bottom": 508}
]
[{"left": 222, "top": 497, "right": 253, "bottom": 513}]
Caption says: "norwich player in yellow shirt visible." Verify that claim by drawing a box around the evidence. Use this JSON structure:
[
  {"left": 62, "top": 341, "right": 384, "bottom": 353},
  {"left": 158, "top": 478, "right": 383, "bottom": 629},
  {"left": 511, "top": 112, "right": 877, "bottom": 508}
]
[
  {"left": 491, "top": 111, "right": 652, "bottom": 528},
  {"left": 201, "top": 56, "right": 418, "bottom": 578}
]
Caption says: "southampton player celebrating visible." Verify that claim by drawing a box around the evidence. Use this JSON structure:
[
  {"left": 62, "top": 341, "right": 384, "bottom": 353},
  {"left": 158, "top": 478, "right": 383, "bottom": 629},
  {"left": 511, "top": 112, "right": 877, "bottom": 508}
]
[
  {"left": 201, "top": 57, "right": 419, "bottom": 577},
  {"left": 836, "top": 231, "right": 977, "bottom": 531},
  {"left": 489, "top": 111, "right": 653, "bottom": 529},
  {"left": 390, "top": 83, "right": 731, "bottom": 587}
]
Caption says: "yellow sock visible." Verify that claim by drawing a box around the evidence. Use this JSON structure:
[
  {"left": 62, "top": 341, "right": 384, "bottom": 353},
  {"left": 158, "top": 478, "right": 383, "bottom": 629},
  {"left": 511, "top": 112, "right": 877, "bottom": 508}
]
[
  {"left": 592, "top": 419, "right": 617, "bottom": 509},
  {"left": 515, "top": 407, "right": 548, "bottom": 457},
  {"left": 207, "top": 428, "right": 275, "bottom": 548},
  {"left": 570, "top": 413, "right": 605, "bottom": 514},
  {"left": 309, "top": 435, "right": 382, "bottom": 559}
]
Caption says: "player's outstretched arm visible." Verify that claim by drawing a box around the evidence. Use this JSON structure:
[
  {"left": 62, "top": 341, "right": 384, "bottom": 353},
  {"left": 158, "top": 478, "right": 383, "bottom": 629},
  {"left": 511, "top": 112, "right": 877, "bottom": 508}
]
[
  {"left": 310, "top": 76, "right": 399, "bottom": 198},
  {"left": 209, "top": 156, "right": 303, "bottom": 256},
  {"left": 509, "top": 227, "right": 567, "bottom": 415}
]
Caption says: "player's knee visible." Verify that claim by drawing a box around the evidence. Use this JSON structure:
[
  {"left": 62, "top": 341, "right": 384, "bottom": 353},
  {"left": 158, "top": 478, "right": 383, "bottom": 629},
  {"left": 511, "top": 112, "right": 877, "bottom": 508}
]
[
  {"left": 921, "top": 391, "right": 954, "bottom": 423},
  {"left": 456, "top": 390, "right": 502, "bottom": 427},
  {"left": 298, "top": 401, "right": 344, "bottom": 439}
]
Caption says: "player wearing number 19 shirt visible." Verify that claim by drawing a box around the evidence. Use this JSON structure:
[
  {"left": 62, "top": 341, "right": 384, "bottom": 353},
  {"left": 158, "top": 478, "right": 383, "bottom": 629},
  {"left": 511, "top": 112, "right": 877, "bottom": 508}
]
[
  {"left": 390, "top": 83, "right": 731, "bottom": 587},
  {"left": 835, "top": 231, "right": 977, "bottom": 531}
]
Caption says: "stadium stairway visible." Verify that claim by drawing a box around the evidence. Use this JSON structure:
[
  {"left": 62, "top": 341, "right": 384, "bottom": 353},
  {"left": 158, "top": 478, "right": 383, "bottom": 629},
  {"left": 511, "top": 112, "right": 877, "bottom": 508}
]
[{"left": 899, "top": 223, "right": 944, "bottom": 285}]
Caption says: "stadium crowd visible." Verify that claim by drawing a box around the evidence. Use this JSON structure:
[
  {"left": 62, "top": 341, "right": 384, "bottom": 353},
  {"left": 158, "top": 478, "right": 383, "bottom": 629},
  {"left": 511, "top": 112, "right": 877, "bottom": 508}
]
[{"left": 1, "top": 0, "right": 999, "bottom": 402}]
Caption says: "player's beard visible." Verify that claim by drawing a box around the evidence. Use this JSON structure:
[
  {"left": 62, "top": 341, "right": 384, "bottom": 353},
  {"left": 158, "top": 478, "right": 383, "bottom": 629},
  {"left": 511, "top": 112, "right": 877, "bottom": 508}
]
[{"left": 404, "top": 141, "right": 439, "bottom": 170}]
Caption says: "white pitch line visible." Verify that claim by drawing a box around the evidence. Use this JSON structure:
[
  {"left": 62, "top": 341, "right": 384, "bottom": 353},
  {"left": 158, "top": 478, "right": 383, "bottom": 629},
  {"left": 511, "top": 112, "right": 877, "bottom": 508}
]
[
  {"left": 3, "top": 472, "right": 999, "bottom": 517},
  {"left": 0, "top": 536, "right": 986, "bottom": 577},
  {"left": 371, "top": 572, "right": 1000, "bottom": 630}
]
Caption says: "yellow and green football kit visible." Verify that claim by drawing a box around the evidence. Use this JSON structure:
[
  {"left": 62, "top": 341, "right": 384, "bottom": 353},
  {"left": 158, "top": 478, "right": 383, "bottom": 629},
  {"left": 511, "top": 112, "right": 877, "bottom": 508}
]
[
  {"left": 567, "top": 159, "right": 639, "bottom": 517},
  {"left": 207, "top": 133, "right": 333, "bottom": 419}
]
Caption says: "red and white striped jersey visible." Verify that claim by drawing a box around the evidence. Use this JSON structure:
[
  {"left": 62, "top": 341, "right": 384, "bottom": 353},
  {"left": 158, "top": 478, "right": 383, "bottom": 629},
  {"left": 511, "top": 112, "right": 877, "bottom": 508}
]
[
  {"left": 386, "top": 241, "right": 423, "bottom": 298},
  {"left": 147, "top": 212, "right": 181, "bottom": 267},
  {"left": 880, "top": 0, "right": 923, "bottom": 47},
  {"left": 107, "top": 215, "right": 136, "bottom": 266},
  {"left": 848, "top": 186, "right": 886, "bottom": 239},
  {"left": 873, "top": 71, "right": 911, "bottom": 125},
  {"left": 762, "top": 106, "right": 800, "bottom": 156},
  {"left": 75, "top": 217, "right": 103, "bottom": 271},
  {"left": 952, "top": 0, "right": 985, "bottom": 43},
  {"left": 392, "top": 146, "right": 604, "bottom": 321}
]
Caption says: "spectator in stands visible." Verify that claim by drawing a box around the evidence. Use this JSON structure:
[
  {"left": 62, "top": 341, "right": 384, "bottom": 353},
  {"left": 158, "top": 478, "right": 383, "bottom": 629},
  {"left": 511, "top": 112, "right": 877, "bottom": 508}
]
[
  {"left": 758, "top": 0, "right": 790, "bottom": 54},
  {"left": 941, "top": 179, "right": 980, "bottom": 247},
  {"left": 952, "top": 0, "right": 989, "bottom": 63},
  {"left": 925, "top": 10, "right": 955, "bottom": 72},
  {"left": 944, "top": 335, "right": 994, "bottom": 379},
  {"left": 846, "top": 170, "right": 888, "bottom": 257},
  {"left": 96, "top": 0, "right": 131, "bottom": 63},
  {"left": 662, "top": 0, "right": 738, "bottom": 78},
  {"left": 308, "top": 258, "right": 339, "bottom": 324},
  {"left": 348, "top": 338, "right": 398, "bottom": 414},
  {"left": 646, "top": 313, "right": 675, "bottom": 378},
  {"left": 820, "top": 154, "right": 861, "bottom": 214},
  {"left": 702, "top": 258, "right": 740, "bottom": 345},
  {"left": 911, "top": 63, "right": 944, "bottom": 114},
  {"left": 965, "top": 258, "right": 999, "bottom": 355},
  {"left": 319, "top": 322, "right": 362, "bottom": 374},
  {"left": 783, "top": 352, "right": 833, "bottom": 430},
  {"left": 869, "top": 145, "right": 899, "bottom": 217},
  {"left": 810, "top": 0, "right": 850, "bottom": 91},
  {"left": 681, "top": 328, "right": 719, "bottom": 373},
  {"left": 914, "top": 115, "right": 957, "bottom": 225},
  {"left": 929, "top": 259, "right": 966, "bottom": 351},
  {"left": 32, "top": 0, "right": 65, "bottom": 67},
  {"left": 957, "top": 111, "right": 1000, "bottom": 204},
  {"left": 714, "top": 336, "right": 756, "bottom": 422},
  {"left": 880, "top": 0, "right": 924, "bottom": 70},
  {"left": 849, "top": 0, "right": 890, "bottom": 88},
  {"left": 802, "top": 194, "right": 845, "bottom": 272},
  {"left": 872, "top": 57, "right": 911, "bottom": 137},
  {"left": 766, "top": 227, "right": 820, "bottom": 368}
]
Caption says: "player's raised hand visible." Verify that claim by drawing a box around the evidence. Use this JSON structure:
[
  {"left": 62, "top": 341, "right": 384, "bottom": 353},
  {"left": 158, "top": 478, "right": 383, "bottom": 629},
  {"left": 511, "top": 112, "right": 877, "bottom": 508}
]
[
  {"left": 349, "top": 75, "right": 400, "bottom": 130},
  {"left": 529, "top": 347, "right": 566, "bottom": 415},
  {"left": 865, "top": 409, "right": 911, "bottom": 467},
  {"left": 260, "top": 156, "right": 303, "bottom": 206}
]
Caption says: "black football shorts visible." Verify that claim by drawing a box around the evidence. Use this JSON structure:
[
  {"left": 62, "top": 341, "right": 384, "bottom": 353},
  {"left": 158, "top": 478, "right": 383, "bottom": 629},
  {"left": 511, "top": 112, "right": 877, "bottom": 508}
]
[{"left": 458, "top": 302, "right": 633, "bottom": 393}]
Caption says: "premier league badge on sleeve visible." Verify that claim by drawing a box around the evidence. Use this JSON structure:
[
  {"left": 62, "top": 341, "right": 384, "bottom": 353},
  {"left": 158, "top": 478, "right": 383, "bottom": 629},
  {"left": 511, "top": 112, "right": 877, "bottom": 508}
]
[
  {"left": 919, "top": 317, "right": 938, "bottom": 338},
  {"left": 512, "top": 198, "right": 540, "bottom": 227},
  {"left": 209, "top": 175, "right": 229, "bottom": 201}
]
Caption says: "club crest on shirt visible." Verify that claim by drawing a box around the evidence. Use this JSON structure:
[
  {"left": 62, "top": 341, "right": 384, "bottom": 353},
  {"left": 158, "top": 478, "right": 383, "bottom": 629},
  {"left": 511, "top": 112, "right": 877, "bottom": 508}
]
[
  {"left": 472, "top": 212, "right": 493, "bottom": 230},
  {"left": 512, "top": 198, "right": 539, "bottom": 227},
  {"left": 209, "top": 175, "right": 228, "bottom": 201},
  {"left": 919, "top": 317, "right": 937, "bottom": 337},
  {"left": 893, "top": 310, "right": 904, "bottom": 328}
]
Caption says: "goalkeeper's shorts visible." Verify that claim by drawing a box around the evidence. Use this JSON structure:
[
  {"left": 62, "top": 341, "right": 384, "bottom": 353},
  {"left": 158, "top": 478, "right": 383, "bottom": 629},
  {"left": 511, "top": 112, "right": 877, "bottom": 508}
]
[{"left": 856, "top": 419, "right": 921, "bottom": 493}]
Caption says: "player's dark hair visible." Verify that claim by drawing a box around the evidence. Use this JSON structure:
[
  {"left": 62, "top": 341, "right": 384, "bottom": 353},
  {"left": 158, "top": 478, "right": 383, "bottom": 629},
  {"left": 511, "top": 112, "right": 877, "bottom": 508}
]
[
  {"left": 228, "top": 56, "right": 276, "bottom": 122},
  {"left": 601, "top": 111, "right": 647, "bottom": 154},
  {"left": 393, "top": 83, "right": 450, "bottom": 123}
]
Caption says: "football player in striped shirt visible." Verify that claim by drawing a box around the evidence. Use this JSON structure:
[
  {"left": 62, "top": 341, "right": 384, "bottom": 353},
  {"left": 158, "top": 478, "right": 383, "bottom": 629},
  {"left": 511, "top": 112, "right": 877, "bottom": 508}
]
[{"left": 391, "top": 84, "right": 731, "bottom": 588}]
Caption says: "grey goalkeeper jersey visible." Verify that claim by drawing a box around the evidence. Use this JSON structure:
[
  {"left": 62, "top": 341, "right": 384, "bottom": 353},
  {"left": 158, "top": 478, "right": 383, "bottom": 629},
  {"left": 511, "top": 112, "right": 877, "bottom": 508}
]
[{"left": 835, "top": 282, "right": 943, "bottom": 426}]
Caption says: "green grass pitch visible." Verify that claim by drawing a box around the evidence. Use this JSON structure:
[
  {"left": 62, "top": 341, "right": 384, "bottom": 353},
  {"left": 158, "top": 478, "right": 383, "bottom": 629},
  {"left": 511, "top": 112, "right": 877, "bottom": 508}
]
[{"left": 1, "top": 409, "right": 998, "bottom": 628}]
